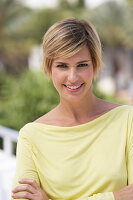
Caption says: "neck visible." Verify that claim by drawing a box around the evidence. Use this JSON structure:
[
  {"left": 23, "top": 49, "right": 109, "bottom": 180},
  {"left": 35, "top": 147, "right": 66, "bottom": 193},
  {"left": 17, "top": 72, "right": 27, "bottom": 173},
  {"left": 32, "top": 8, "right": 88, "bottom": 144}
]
[{"left": 57, "top": 93, "right": 100, "bottom": 123}]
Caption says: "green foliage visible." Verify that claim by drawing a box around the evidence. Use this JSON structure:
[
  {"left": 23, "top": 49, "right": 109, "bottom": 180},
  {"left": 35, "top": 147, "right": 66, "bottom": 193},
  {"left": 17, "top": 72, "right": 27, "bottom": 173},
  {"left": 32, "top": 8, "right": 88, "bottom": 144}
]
[
  {"left": 57, "top": 0, "right": 133, "bottom": 48},
  {"left": 16, "top": 8, "right": 64, "bottom": 44},
  {"left": 57, "top": 0, "right": 90, "bottom": 19},
  {"left": 58, "top": 0, "right": 86, "bottom": 10},
  {"left": 90, "top": 1, "right": 133, "bottom": 47},
  {"left": 76, "top": 0, "right": 86, "bottom": 8},
  {"left": 0, "top": 0, "right": 34, "bottom": 73},
  {"left": 0, "top": 70, "right": 59, "bottom": 130}
]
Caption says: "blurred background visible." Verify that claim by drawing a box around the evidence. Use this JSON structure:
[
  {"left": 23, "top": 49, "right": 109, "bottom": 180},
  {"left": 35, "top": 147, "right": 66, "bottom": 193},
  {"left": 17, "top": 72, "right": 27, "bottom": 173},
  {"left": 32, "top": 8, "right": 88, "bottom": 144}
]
[{"left": 0, "top": 0, "right": 133, "bottom": 199}]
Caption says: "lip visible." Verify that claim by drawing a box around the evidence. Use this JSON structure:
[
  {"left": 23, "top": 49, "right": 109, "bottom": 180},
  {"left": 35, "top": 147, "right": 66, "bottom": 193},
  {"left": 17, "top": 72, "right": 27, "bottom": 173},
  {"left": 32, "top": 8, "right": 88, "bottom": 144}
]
[{"left": 63, "top": 83, "right": 84, "bottom": 92}]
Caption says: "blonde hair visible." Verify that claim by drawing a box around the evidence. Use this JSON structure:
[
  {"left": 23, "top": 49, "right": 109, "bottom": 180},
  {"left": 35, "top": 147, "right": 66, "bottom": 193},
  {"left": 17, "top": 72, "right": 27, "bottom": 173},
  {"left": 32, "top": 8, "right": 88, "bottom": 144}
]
[{"left": 43, "top": 18, "right": 102, "bottom": 79}]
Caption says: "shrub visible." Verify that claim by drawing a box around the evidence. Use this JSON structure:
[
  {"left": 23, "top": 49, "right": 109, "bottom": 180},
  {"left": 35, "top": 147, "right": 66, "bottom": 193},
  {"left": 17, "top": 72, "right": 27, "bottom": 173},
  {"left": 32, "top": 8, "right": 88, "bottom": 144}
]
[{"left": 0, "top": 70, "right": 59, "bottom": 130}]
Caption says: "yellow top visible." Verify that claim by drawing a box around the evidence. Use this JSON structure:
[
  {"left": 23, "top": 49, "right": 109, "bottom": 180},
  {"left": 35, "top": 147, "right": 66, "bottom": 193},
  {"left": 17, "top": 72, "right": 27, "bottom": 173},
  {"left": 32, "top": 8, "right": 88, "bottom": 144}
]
[{"left": 12, "top": 105, "right": 133, "bottom": 200}]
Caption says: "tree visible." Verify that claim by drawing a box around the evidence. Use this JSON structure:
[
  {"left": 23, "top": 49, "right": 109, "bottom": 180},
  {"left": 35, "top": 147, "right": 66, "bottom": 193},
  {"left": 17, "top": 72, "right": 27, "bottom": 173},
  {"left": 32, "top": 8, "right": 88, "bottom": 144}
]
[
  {"left": 90, "top": 1, "right": 133, "bottom": 47},
  {"left": 0, "top": 0, "right": 64, "bottom": 74},
  {"left": 75, "top": 0, "right": 86, "bottom": 8},
  {"left": 58, "top": 0, "right": 86, "bottom": 11},
  {"left": 0, "top": 0, "right": 33, "bottom": 73}
]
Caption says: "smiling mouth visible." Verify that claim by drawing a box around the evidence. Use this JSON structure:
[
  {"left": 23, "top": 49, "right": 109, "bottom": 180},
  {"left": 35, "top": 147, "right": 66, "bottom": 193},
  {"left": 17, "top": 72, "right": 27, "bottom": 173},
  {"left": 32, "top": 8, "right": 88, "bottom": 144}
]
[{"left": 63, "top": 83, "right": 84, "bottom": 90}]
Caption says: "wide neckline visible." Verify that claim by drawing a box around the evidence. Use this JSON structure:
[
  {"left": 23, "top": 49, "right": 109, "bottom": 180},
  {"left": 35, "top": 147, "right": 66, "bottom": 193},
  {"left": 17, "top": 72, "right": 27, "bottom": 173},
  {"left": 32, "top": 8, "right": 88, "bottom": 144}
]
[{"left": 29, "top": 105, "right": 129, "bottom": 130}]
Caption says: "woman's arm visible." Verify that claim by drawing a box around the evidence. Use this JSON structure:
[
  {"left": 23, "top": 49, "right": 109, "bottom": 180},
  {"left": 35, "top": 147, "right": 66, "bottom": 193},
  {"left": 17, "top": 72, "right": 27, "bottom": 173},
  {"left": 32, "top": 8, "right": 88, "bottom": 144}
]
[
  {"left": 87, "top": 111, "right": 133, "bottom": 200},
  {"left": 11, "top": 128, "right": 50, "bottom": 200},
  {"left": 12, "top": 178, "right": 50, "bottom": 200},
  {"left": 113, "top": 112, "right": 133, "bottom": 200},
  {"left": 113, "top": 151, "right": 133, "bottom": 200},
  {"left": 86, "top": 185, "right": 133, "bottom": 200}
]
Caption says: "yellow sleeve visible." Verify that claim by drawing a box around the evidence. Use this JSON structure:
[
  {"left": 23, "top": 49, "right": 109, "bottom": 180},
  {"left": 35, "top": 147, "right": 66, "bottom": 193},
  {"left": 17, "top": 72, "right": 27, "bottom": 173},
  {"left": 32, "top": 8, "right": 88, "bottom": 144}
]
[
  {"left": 11, "top": 128, "right": 40, "bottom": 200},
  {"left": 127, "top": 110, "right": 133, "bottom": 185},
  {"left": 86, "top": 110, "right": 133, "bottom": 200}
]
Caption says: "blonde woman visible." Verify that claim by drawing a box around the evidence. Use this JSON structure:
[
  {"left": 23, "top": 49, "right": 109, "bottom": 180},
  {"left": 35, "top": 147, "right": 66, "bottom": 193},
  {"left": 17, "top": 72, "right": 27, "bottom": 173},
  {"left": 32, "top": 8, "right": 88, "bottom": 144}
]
[{"left": 12, "top": 18, "right": 133, "bottom": 200}]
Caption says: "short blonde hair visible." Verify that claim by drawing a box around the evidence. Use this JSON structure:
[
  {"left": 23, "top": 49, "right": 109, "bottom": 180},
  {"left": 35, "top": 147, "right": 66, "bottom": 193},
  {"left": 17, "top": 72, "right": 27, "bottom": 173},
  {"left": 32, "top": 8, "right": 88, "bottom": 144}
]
[{"left": 43, "top": 18, "right": 102, "bottom": 79}]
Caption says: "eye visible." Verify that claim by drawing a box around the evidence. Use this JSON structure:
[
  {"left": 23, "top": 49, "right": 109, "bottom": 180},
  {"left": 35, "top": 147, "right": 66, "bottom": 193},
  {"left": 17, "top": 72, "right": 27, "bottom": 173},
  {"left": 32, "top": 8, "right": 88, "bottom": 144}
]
[
  {"left": 78, "top": 63, "right": 88, "bottom": 67},
  {"left": 56, "top": 64, "right": 67, "bottom": 68}
]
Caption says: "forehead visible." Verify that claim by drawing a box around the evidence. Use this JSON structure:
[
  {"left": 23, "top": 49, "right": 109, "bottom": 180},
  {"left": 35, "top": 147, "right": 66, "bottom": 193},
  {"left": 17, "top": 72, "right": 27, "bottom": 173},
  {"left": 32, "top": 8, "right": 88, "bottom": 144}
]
[{"left": 53, "top": 45, "right": 91, "bottom": 63}]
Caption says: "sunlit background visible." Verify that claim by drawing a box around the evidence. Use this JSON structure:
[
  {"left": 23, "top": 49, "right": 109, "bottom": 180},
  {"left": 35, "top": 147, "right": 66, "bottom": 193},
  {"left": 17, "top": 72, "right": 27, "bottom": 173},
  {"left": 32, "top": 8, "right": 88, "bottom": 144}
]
[{"left": 0, "top": 0, "right": 133, "bottom": 199}]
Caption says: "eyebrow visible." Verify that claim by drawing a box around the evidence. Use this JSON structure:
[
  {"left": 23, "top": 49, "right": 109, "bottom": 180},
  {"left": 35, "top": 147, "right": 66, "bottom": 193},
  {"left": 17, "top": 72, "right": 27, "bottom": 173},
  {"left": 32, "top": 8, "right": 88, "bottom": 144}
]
[{"left": 55, "top": 59, "right": 91, "bottom": 65}]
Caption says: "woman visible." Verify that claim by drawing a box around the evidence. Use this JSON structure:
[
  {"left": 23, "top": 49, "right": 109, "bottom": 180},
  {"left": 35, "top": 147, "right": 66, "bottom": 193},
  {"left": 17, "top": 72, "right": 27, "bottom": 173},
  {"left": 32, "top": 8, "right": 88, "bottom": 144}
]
[{"left": 12, "top": 18, "right": 133, "bottom": 200}]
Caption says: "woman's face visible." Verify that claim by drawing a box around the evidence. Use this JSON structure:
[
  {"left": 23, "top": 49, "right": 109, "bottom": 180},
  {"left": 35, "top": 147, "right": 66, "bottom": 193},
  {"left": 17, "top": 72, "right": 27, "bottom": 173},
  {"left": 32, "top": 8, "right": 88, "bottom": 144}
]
[{"left": 51, "top": 45, "right": 94, "bottom": 102}]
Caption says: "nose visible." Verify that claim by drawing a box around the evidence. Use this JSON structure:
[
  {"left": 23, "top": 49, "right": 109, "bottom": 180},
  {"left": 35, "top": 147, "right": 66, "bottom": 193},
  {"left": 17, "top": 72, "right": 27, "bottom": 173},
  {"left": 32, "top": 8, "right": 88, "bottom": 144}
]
[{"left": 67, "top": 68, "right": 79, "bottom": 83}]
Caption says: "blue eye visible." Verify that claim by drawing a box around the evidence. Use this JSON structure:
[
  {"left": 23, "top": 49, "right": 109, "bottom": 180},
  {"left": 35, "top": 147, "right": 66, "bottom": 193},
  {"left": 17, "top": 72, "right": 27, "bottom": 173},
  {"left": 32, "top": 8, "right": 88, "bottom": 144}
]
[{"left": 78, "top": 63, "right": 88, "bottom": 67}]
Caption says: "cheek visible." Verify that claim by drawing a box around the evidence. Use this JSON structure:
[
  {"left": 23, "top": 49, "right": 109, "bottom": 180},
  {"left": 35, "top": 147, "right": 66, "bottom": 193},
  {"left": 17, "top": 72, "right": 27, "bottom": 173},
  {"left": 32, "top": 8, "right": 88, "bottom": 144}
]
[
  {"left": 52, "top": 75, "right": 58, "bottom": 89},
  {"left": 51, "top": 70, "right": 62, "bottom": 89},
  {"left": 83, "top": 67, "right": 94, "bottom": 80}
]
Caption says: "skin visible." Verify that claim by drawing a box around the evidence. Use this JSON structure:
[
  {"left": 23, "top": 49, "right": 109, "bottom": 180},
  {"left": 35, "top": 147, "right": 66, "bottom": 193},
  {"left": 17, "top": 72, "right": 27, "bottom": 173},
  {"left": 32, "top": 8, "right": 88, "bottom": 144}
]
[
  {"left": 113, "top": 185, "right": 133, "bottom": 200},
  {"left": 12, "top": 45, "right": 132, "bottom": 199},
  {"left": 12, "top": 179, "right": 50, "bottom": 200},
  {"left": 37, "top": 45, "right": 121, "bottom": 126}
]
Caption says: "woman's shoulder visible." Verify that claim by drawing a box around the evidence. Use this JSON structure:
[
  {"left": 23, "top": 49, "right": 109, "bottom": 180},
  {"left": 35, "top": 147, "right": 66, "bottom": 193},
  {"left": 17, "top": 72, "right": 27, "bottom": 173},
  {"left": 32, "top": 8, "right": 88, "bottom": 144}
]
[
  {"left": 116, "top": 104, "right": 133, "bottom": 114},
  {"left": 97, "top": 99, "right": 132, "bottom": 112},
  {"left": 18, "top": 112, "right": 57, "bottom": 139},
  {"left": 94, "top": 99, "right": 133, "bottom": 121},
  {"left": 34, "top": 107, "right": 62, "bottom": 126},
  {"left": 108, "top": 103, "right": 133, "bottom": 123},
  {"left": 18, "top": 111, "right": 54, "bottom": 134}
]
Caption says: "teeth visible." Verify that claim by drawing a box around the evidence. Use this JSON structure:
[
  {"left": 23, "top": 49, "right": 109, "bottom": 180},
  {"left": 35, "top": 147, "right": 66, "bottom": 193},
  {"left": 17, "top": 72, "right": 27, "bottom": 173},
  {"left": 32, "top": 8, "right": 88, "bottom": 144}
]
[{"left": 66, "top": 84, "right": 82, "bottom": 89}]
